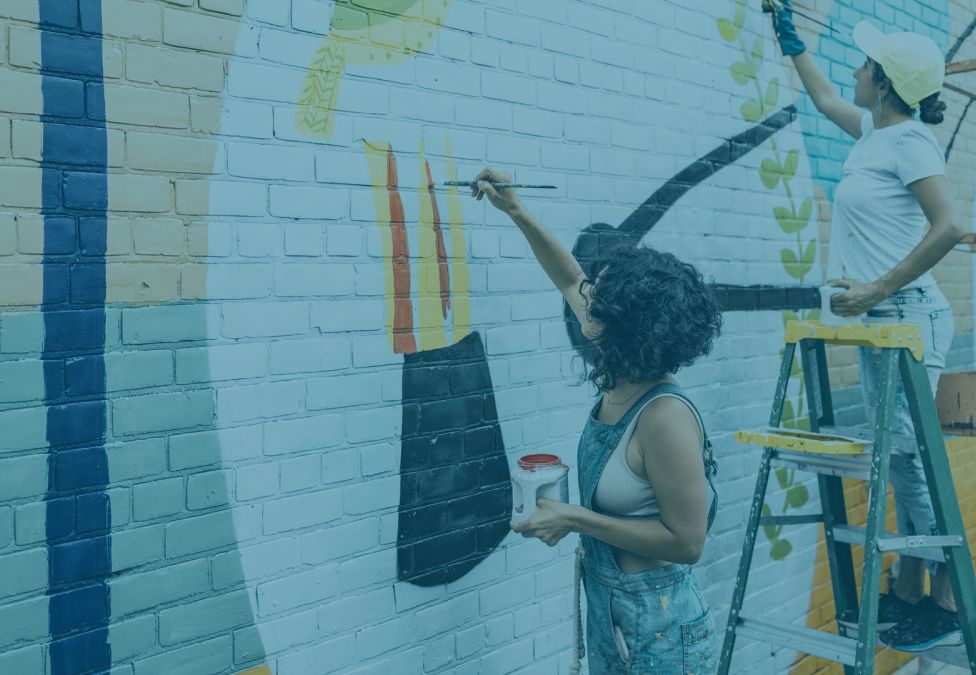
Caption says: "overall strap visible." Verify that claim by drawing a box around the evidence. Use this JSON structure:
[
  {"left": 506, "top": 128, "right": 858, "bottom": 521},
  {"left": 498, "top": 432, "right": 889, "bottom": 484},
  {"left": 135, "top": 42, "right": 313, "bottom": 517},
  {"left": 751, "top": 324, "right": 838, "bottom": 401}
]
[{"left": 637, "top": 384, "right": 720, "bottom": 532}]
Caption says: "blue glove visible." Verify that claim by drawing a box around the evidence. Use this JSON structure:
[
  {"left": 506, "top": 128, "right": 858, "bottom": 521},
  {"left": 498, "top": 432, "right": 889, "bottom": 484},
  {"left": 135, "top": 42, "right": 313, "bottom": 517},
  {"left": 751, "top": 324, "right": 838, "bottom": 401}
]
[{"left": 765, "top": 0, "right": 807, "bottom": 56}]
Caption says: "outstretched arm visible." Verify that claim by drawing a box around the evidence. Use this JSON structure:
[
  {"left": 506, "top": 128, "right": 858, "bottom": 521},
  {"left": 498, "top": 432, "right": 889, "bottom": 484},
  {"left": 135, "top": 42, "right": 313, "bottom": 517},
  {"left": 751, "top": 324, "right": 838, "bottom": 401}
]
[
  {"left": 768, "top": 0, "right": 863, "bottom": 139},
  {"left": 472, "top": 167, "right": 602, "bottom": 339}
]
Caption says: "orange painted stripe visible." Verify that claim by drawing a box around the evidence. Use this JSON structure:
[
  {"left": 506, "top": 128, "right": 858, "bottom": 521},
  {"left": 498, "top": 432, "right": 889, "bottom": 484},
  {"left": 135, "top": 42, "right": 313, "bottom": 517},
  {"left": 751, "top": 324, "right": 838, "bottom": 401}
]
[
  {"left": 387, "top": 146, "right": 417, "bottom": 354},
  {"left": 424, "top": 160, "right": 451, "bottom": 319}
]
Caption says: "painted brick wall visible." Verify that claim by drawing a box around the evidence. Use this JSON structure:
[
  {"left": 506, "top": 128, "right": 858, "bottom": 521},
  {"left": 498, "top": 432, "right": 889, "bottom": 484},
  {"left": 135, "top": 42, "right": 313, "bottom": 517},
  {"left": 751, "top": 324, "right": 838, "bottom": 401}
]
[{"left": 1, "top": 1, "right": 975, "bottom": 674}]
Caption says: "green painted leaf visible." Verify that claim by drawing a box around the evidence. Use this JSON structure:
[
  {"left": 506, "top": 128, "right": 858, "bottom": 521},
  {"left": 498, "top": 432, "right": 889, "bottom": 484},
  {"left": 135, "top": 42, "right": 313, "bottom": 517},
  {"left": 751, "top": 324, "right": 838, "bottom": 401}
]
[
  {"left": 801, "top": 239, "right": 817, "bottom": 266},
  {"left": 775, "top": 467, "right": 790, "bottom": 490},
  {"left": 783, "top": 149, "right": 800, "bottom": 178},
  {"left": 731, "top": 62, "right": 755, "bottom": 85},
  {"left": 771, "top": 537, "right": 793, "bottom": 560},
  {"left": 781, "top": 398, "right": 795, "bottom": 427},
  {"left": 781, "top": 248, "right": 806, "bottom": 280},
  {"left": 741, "top": 100, "right": 762, "bottom": 123},
  {"left": 774, "top": 206, "right": 805, "bottom": 234},
  {"left": 718, "top": 18, "right": 741, "bottom": 42},
  {"left": 761, "top": 503, "right": 780, "bottom": 540},
  {"left": 781, "top": 310, "right": 799, "bottom": 329},
  {"left": 798, "top": 198, "right": 813, "bottom": 225},
  {"left": 807, "top": 309, "right": 821, "bottom": 322},
  {"left": 751, "top": 36, "right": 764, "bottom": 62},
  {"left": 734, "top": 0, "right": 747, "bottom": 28},
  {"left": 760, "top": 158, "right": 781, "bottom": 189},
  {"left": 787, "top": 484, "right": 810, "bottom": 508},
  {"left": 765, "top": 77, "right": 780, "bottom": 109}
]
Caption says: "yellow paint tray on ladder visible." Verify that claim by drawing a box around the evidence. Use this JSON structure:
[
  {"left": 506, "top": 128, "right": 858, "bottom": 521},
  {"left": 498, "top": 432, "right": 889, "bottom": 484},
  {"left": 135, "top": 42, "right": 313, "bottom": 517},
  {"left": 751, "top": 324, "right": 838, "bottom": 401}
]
[{"left": 736, "top": 428, "right": 867, "bottom": 455}]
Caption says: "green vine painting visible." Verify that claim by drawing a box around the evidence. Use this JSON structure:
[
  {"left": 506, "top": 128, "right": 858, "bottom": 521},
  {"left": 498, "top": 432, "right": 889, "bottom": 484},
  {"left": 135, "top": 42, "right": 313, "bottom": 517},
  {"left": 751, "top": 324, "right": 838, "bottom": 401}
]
[{"left": 718, "top": 0, "right": 818, "bottom": 560}]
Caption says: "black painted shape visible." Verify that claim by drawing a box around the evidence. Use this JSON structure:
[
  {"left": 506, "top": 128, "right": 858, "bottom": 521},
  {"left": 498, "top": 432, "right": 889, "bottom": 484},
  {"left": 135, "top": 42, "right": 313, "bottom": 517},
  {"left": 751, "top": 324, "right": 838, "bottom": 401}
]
[
  {"left": 565, "top": 106, "right": 802, "bottom": 354},
  {"left": 397, "top": 331, "right": 512, "bottom": 586},
  {"left": 710, "top": 284, "right": 820, "bottom": 312},
  {"left": 946, "top": 98, "right": 974, "bottom": 162},
  {"left": 947, "top": 15, "right": 976, "bottom": 62}
]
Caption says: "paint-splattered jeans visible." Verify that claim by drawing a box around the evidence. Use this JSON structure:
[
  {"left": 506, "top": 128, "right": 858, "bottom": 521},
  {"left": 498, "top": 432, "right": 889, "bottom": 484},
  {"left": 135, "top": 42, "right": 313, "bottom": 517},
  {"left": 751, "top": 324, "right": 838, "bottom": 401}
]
[
  {"left": 583, "top": 557, "right": 716, "bottom": 674},
  {"left": 858, "top": 285, "right": 954, "bottom": 570}
]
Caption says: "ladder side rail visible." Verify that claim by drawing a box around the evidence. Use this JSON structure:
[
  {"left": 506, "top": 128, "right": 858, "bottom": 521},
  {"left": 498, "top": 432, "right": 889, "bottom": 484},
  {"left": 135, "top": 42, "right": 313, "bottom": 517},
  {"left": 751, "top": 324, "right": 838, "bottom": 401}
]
[
  {"left": 814, "top": 339, "right": 836, "bottom": 427},
  {"left": 718, "top": 342, "right": 797, "bottom": 675},
  {"left": 854, "top": 347, "right": 899, "bottom": 674},
  {"left": 899, "top": 350, "right": 976, "bottom": 672},
  {"left": 801, "top": 338, "right": 860, "bottom": 668}
]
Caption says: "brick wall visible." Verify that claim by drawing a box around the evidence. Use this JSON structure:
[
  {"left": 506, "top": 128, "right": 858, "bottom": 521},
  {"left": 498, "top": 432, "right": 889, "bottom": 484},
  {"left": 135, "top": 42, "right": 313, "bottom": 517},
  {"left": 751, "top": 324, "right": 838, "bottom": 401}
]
[{"left": 0, "top": 1, "right": 974, "bottom": 674}]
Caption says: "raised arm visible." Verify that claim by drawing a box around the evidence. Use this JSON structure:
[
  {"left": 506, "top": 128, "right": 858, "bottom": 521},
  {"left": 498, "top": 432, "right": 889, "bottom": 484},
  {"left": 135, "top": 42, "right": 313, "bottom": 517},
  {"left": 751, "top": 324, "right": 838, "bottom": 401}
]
[
  {"left": 769, "top": 0, "right": 863, "bottom": 139},
  {"left": 472, "top": 167, "right": 602, "bottom": 340}
]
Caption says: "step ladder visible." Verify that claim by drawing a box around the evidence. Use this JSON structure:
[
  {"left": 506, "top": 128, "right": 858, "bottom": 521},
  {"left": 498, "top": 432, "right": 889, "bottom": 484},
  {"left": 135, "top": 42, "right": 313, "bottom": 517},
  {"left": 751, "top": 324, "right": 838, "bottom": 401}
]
[{"left": 717, "top": 321, "right": 976, "bottom": 674}]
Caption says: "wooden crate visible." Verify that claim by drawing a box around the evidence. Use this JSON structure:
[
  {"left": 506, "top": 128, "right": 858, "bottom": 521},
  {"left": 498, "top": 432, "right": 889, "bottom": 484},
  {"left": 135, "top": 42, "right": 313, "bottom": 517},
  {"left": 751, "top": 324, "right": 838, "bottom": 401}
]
[{"left": 937, "top": 371, "right": 976, "bottom": 436}]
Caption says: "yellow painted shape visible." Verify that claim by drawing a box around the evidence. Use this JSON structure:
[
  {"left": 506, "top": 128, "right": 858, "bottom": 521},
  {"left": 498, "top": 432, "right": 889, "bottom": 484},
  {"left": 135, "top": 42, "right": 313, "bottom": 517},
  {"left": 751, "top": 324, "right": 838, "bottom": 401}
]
[
  {"left": 415, "top": 138, "right": 446, "bottom": 351},
  {"left": 236, "top": 666, "right": 272, "bottom": 675},
  {"left": 736, "top": 428, "right": 866, "bottom": 455},
  {"left": 785, "top": 320, "right": 924, "bottom": 362},
  {"left": 363, "top": 140, "right": 398, "bottom": 352},
  {"left": 444, "top": 136, "right": 470, "bottom": 344},
  {"left": 297, "top": 1, "right": 452, "bottom": 139}
]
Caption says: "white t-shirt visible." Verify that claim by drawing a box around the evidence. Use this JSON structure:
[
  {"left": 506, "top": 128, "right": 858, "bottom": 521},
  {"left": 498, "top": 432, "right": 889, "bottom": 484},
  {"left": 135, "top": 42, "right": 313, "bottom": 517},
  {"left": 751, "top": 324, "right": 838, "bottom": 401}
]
[{"left": 827, "top": 113, "right": 945, "bottom": 288}]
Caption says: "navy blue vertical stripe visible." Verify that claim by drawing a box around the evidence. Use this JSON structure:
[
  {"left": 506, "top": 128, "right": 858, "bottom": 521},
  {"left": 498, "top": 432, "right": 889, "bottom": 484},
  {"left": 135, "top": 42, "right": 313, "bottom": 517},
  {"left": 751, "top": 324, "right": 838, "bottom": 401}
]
[{"left": 40, "top": 0, "right": 112, "bottom": 672}]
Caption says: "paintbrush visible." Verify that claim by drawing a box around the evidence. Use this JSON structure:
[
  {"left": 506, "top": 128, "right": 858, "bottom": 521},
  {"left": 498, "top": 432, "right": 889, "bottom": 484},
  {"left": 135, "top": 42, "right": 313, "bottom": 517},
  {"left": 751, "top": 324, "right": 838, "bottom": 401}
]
[
  {"left": 763, "top": 0, "right": 838, "bottom": 34},
  {"left": 442, "top": 181, "right": 558, "bottom": 190}
]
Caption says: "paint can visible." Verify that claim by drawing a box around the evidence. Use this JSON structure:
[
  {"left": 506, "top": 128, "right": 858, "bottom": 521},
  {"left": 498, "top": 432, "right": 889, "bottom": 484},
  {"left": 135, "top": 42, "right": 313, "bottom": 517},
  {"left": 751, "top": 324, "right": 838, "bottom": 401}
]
[
  {"left": 511, "top": 454, "right": 569, "bottom": 523},
  {"left": 820, "top": 285, "right": 856, "bottom": 326}
]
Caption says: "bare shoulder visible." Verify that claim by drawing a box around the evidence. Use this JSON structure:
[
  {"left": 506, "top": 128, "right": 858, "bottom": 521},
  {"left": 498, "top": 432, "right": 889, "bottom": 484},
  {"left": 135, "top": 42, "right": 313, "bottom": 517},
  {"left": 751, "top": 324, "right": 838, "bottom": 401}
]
[{"left": 634, "top": 395, "right": 703, "bottom": 453}]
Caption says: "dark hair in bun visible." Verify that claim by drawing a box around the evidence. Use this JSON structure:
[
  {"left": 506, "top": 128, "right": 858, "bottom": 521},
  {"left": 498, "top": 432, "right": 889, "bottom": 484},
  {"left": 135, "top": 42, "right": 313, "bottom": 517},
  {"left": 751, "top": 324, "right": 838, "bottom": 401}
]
[{"left": 919, "top": 92, "right": 947, "bottom": 125}]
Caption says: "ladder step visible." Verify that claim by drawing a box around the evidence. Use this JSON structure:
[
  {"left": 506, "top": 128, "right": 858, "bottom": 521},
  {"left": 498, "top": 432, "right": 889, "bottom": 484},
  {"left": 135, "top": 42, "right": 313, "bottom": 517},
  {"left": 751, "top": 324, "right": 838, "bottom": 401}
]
[
  {"left": 737, "top": 427, "right": 866, "bottom": 455},
  {"left": 771, "top": 448, "right": 873, "bottom": 479},
  {"left": 735, "top": 615, "right": 857, "bottom": 666},
  {"left": 832, "top": 525, "right": 958, "bottom": 562}
]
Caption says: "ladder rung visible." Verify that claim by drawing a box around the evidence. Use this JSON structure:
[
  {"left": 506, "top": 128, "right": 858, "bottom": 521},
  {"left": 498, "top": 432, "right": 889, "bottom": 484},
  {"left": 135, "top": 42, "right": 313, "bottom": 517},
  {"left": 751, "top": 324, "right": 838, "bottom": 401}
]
[
  {"left": 735, "top": 615, "right": 857, "bottom": 666},
  {"left": 760, "top": 514, "right": 824, "bottom": 526},
  {"left": 831, "top": 525, "right": 956, "bottom": 562},
  {"left": 771, "top": 448, "right": 873, "bottom": 479}
]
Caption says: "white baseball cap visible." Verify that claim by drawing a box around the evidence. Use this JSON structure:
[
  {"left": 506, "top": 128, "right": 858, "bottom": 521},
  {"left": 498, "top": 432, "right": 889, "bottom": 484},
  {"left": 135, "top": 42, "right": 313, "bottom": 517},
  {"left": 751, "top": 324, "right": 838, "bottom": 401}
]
[{"left": 852, "top": 21, "right": 945, "bottom": 108}]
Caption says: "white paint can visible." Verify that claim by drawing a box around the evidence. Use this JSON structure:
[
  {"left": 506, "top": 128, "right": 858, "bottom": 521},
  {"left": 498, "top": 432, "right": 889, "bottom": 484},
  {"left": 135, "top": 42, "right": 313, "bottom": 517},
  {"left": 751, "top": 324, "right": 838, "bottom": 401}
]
[
  {"left": 511, "top": 454, "right": 569, "bottom": 523},
  {"left": 820, "top": 285, "right": 856, "bottom": 325}
]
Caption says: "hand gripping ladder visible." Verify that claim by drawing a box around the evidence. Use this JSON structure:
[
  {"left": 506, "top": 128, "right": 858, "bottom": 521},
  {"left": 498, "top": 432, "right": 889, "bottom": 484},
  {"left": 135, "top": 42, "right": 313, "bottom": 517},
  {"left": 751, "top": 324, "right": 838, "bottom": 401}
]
[{"left": 717, "top": 321, "right": 976, "bottom": 674}]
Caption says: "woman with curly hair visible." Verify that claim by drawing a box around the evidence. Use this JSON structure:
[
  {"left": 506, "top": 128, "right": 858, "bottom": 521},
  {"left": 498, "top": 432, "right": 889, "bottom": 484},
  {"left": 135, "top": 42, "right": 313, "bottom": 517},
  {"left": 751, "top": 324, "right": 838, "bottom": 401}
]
[
  {"left": 471, "top": 167, "right": 722, "bottom": 674},
  {"left": 769, "top": 1, "right": 968, "bottom": 651}
]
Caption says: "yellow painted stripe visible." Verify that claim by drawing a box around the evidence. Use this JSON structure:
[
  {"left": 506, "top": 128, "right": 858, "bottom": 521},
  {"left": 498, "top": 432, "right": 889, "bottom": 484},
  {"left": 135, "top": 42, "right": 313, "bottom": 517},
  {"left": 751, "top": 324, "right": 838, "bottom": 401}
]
[
  {"left": 363, "top": 140, "right": 397, "bottom": 351},
  {"left": 415, "top": 138, "right": 445, "bottom": 351},
  {"left": 444, "top": 136, "right": 471, "bottom": 344}
]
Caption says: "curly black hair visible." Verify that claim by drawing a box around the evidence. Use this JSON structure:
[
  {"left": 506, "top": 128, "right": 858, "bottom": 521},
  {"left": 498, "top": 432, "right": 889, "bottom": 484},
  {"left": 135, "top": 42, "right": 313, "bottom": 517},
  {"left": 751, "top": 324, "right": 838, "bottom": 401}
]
[{"left": 579, "top": 246, "right": 722, "bottom": 391}]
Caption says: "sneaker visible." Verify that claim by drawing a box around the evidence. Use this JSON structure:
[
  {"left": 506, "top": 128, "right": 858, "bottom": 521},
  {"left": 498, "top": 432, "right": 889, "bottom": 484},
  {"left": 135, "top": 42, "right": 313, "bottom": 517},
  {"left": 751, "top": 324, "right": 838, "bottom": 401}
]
[
  {"left": 836, "top": 592, "right": 917, "bottom": 633},
  {"left": 879, "top": 597, "right": 963, "bottom": 651}
]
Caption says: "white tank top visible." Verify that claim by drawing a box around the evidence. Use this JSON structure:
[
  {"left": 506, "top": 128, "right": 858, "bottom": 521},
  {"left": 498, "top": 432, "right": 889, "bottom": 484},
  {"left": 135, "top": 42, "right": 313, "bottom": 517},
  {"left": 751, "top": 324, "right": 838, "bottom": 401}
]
[{"left": 592, "top": 393, "right": 706, "bottom": 518}]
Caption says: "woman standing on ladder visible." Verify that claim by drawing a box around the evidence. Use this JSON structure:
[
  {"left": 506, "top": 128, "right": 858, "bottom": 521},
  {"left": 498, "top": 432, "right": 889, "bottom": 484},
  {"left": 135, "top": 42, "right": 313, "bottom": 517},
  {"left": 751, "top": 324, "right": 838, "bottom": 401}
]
[
  {"left": 768, "top": 0, "right": 968, "bottom": 651},
  {"left": 469, "top": 168, "right": 722, "bottom": 674}
]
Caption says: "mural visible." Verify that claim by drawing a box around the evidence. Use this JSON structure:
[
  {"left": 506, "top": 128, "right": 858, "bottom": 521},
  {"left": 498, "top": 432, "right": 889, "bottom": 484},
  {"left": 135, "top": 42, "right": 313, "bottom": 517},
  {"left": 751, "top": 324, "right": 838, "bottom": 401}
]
[{"left": 5, "top": 0, "right": 975, "bottom": 673}]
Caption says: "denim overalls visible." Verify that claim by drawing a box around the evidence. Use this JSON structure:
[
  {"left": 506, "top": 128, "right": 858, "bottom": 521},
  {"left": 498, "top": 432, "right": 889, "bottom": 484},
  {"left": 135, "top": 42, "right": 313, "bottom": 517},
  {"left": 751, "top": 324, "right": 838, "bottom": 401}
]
[{"left": 573, "top": 383, "right": 718, "bottom": 674}]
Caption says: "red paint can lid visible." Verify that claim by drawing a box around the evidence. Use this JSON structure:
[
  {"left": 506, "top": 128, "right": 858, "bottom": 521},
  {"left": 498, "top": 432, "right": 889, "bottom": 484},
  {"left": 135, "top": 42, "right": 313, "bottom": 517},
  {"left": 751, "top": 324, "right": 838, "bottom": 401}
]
[{"left": 518, "top": 453, "right": 562, "bottom": 470}]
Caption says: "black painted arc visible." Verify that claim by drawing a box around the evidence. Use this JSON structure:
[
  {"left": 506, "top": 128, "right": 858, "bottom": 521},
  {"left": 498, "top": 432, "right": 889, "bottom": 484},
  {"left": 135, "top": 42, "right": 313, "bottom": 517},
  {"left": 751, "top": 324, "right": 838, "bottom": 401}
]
[
  {"left": 617, "top": 105, "right": 798, "bottom": 241},
  {"left": 41, "top": 1, "right": 112, "bottom": 672},
  {"left": 947, "top": 15, "right": 976, "bottom": 63}
]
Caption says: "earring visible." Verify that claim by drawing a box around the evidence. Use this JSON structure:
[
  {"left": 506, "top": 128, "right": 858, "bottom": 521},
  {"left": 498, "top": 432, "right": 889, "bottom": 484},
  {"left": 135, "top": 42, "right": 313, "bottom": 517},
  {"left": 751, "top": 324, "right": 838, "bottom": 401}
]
[{"left": 874, "top": 93, "right": 885, "bottom": 116}]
